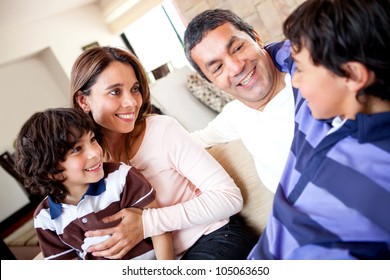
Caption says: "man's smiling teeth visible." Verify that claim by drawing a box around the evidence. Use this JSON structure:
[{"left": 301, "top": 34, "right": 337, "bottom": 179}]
[
  {"left": 86, "top": 163, "right": 100, "bottom": 171},
  {"left": 239, "top": 69, "right": 254, "bottom": 86},
  {"left": 117, "top": 113, "right": 134, "bottom": 119}
]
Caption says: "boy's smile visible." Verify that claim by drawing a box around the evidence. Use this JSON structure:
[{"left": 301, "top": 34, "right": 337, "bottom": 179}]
[{"left": 291, "top": 46, "right": 357, "bottom": 120}]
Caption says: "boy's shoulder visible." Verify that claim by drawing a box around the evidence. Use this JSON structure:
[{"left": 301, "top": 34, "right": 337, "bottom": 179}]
[
  {"left": 103, "top": 162, "right": 127, "bottom": 173},
  {"left": 33, "top": 196, "right": 50, "bottom": 219},
  {"left": 102, "top": 161, "right": 122, "bottom": 170},
  {"left": 102, "top": 162, "right": 132, "bottom": 178}
]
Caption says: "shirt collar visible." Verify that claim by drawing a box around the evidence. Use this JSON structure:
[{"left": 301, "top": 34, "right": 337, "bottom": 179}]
[
  {"left": 327, "top": 116, "right": 347, "bottom": 135},
  {"left": 354, "top": 112, "right": 390, "bottom": 143},
  {"left": 48, "top": 179, "right": 107, "bottom": 220}
]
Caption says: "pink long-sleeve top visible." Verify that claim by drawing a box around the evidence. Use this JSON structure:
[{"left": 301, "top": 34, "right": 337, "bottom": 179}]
[{"left": 129, "top": 115, "right": 243, "bottom": 256}]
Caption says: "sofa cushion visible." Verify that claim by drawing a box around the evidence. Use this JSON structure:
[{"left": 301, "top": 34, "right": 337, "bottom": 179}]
[
  {"left": 207, "top": 139, "right": 274, "bottom": 237},
  {"left": 187, "top": 72, "right": 234, "bottom": 113}
]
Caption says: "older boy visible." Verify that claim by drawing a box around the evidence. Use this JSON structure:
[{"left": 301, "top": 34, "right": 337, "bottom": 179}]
[{"left": 249, "top": 0, "right": 390, "bottom": 259}]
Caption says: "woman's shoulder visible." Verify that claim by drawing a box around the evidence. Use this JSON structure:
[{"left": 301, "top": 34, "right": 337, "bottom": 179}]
[
  {"left": 146, "top": 114, "right": 182, "bottom": 129},
  {"left": 144, "top": 114, "right": 189, "bottom": 142},
  {"left": 102, "top": 162, "right": 131, "bottom": 178},
  {"left": 147, "top": 114, "right": 177, "bottom": 123}
]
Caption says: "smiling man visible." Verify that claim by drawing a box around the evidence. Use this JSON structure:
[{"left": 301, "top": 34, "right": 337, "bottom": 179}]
[{"left": 184, "top": 9, "right": 295, "bottom": 193}]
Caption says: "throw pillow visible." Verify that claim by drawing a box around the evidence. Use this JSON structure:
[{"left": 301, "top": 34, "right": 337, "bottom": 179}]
[{"left": 186, "top": 72, "right": 234, "bottom": 113}]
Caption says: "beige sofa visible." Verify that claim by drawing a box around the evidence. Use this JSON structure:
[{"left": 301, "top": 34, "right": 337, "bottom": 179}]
[{"left": 208, "top": 140, "right": 274, "bottom": 237}]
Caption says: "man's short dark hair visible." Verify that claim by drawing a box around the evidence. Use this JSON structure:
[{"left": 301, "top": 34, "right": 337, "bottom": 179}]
[{"left": 283, "top": 0, "right": 390, "bottom": 101}]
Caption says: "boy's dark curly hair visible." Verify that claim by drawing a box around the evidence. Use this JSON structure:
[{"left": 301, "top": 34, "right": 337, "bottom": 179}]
[
  {"left": 14, "top": 108, "right": 100, "bottom": 203},
  {"left": 283, "top": 0, "right": 390, "bottom": 101}
]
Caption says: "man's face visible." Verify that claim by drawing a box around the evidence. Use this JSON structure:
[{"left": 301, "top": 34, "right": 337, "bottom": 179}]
[{"left": 191, "top": 23, "right": 282, "bottom": 110}]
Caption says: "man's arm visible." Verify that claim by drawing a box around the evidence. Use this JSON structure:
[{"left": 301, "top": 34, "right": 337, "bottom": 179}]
[{"left": 191, "top": 100, "right": 241, "bottom": 147}]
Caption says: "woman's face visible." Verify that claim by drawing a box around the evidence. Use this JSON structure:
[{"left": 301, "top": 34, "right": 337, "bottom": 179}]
[{"left": 78, "top": 61, "right": 143, "bottom": 136}]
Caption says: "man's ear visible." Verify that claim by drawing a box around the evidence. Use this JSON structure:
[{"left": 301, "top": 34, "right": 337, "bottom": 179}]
[
  {"left": 253, "top": 30, "right": 264, "bottom": 48},
  {"left": 344, "top": 62, "right": 374, "bottom": 93},
  {"left": 76, "top": 91, "right": 91, "bottom": 113}
]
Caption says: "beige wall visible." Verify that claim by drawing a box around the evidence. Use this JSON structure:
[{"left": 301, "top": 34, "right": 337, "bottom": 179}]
[
  {"left": 0, "top": 2, "right": 125, "bottom": 223},
  {"left": 173, "top": 0, "right": 306, "bottom": 45}
]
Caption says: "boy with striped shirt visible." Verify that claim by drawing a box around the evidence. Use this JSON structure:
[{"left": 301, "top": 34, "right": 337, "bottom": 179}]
[
  {"left": 249, "top": 0, "right": 390, "bottom": 259},
  {"left": 14, "top": 108, "right": 174, "bottom": 260}
]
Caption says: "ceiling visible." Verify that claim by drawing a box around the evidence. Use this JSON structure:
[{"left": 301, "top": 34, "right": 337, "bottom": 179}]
[{"left": 0, "top": 0, "right": 98, "bottom": 31}]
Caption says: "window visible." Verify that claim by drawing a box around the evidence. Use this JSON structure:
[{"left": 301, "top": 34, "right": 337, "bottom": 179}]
[{"left": 121, "top": 0, "right": 189, "bottom": 82}]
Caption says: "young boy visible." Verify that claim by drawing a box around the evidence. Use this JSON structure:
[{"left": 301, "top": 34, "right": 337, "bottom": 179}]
[
  {"left": 14, "top": 108, "right": 174, "bottom": 260},
  {"left": 248, "top": 0, "right": 390, "bottom": 259}
]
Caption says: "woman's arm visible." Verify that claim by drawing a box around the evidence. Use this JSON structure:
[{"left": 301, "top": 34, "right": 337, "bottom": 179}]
[
  {"left": 142, "top": 117, "right": 243, "bottom": 237},
  {"left": 86, "top": 200, "right": 174, "bottom": 259},
  {"left": 151, "top": 232, "right": 175, "bottom": 260},
  {"left": 85, "top": 117, "right": 243, "bottom": 258},
  {"left": 85, "top": 208, "right": 143, "bottom": 259},
  {"left": 146, "top": 201, "right": 175, "bottom": 260}
]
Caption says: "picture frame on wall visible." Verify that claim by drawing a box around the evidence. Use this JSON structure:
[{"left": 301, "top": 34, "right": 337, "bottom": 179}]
[{"left": 82, "top": 41, "right": 99, "bottom": 51}]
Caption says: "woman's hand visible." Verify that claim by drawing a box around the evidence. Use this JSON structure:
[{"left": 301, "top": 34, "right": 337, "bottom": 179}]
[{"left": 85, "top": 208, "right": 144, "bottom": 259}]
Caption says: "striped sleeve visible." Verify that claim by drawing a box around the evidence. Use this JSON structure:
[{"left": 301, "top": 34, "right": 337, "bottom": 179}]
[
  {"left": 120, "top": 165, "right": 156, "bottom": 209},
  {"left": 34, "top": 200, "right": 79, "bottom": 260}
]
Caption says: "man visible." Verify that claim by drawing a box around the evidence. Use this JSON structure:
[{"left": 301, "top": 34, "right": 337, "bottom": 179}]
[{"left": 184, "top": 9, "right": 295, "bottom": 193}]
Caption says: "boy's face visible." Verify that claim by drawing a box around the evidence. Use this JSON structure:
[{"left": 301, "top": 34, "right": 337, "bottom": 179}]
[
  {"left": 291, "top": 46, "right": 357, "bottom": 120},
  {"left": 190, "top": 22, "right": 282, "bottom": 110},
  {"left": 59, "top": 132, "right": 104, "bottom": 191}
]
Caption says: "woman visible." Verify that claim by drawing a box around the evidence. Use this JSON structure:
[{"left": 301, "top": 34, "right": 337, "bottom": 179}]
[{"left": 70, "top": 46, "right": 256, "bottom": 259}]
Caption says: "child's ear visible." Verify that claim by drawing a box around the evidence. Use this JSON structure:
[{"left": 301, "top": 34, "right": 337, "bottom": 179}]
[
  {"left": 76, "top": 91, "right": 91, "bottom": 113},
  {"left": 344, "top": 62, "right": 374, "bottom": 93}
]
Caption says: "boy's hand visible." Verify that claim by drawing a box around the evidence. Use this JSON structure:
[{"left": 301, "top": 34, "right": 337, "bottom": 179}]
[{"left": 85, "top": 208, "right": 144, "bottom": 259}]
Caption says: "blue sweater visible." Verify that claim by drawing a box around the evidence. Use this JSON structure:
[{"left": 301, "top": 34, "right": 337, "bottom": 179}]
[{"left": 248, "top": 41, "right": 390, "bottom": 259}]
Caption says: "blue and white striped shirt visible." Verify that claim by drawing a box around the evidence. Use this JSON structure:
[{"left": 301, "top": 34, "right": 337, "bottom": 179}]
[{"left": 248, "top": 41, "right": 390, "bottom": 259}]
